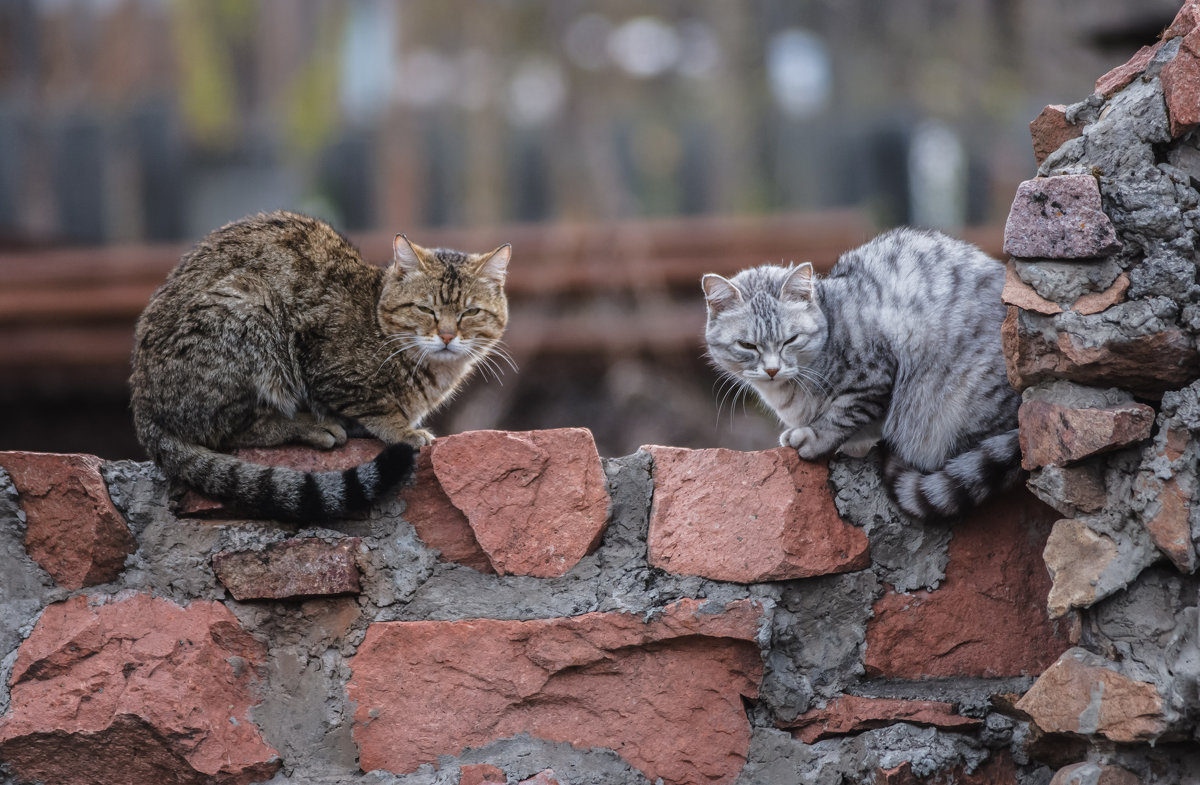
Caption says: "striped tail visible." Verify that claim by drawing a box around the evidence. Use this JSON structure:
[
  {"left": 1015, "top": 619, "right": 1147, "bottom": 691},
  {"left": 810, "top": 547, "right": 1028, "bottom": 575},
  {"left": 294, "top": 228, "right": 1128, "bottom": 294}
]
[
  {"left": 883, "top": 429, "right": 1024, "bottom": 520},
  {"left": 149, "top": 429, "right": 416, "bottom": 520}
]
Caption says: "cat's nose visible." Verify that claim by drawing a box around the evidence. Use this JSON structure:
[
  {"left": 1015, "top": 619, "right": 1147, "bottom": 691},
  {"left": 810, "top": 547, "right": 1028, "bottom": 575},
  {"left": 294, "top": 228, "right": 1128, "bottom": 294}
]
[
  {"left": 765, "top": 367, "right": 779, "bottom": 378},
  {"left": 439, "top": 332, "right": 456, "bottom": 345}
]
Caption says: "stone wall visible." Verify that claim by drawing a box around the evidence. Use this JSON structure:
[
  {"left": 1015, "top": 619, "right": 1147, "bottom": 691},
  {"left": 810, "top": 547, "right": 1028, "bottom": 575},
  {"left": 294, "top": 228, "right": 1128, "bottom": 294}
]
[
  {"left": 1, "top": 428, "right": 1074, "bottom": 785},
  {"left": 998, "top": 0, "right": 1200, "bottom": 781}
]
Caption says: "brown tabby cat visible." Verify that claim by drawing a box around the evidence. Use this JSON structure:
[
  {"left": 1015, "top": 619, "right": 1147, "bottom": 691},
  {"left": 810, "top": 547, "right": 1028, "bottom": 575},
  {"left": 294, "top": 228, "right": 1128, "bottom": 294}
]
[{"left": 130, "top": 210, "right": 512, "bottom": 519}]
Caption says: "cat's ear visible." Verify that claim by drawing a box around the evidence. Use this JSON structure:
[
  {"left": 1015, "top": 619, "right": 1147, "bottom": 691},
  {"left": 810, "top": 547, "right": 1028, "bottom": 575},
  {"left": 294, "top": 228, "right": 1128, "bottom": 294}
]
[
  {"left": 475, "top": 243, "right": 512, "bottom": 284},
  {"left": 392, "top": 234, "right": 425, "bottom": 274},
  {"left": 702, "top": 274, "right": 743, "bottom": 314},
  {"left": 780, "top": 263, "right": 816, "bottom": 302}
]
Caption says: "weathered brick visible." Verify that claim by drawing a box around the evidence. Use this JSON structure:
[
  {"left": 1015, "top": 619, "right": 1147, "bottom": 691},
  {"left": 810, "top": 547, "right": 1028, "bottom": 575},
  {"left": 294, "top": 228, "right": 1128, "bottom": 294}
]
[
  {"left": 212, "top": 537, "right": 362, "bottom": 600},
  {"left": 0, "top": 451, "right": 135, "bottom": 589},
  {"left": 430, "top": 428, "right": 609, "bottom": 578},
  {"left": 1029, "top": 104, "right": 1082, "bottom": 166},
  {"left": 1094, "top": 42, "right": 1164, "bottom": 98},
  {"left": 348, "top": 598, "right": 763, "bottom": 785},
  {"left": 1003, "top": 176, "right": 1121, "bottom": 259},
  {"left": 1016, "top": 648, "right": 1167, "bottom": 743},
  {"left": 1161, "top": 30, "right": 1200, "bottom": 137},
  {"left": 0, "top": 593, "right": 280, "bottom": 785},
  {"left": 1018, "top": 399, "right": 1155, "bottom": 470},
  {"left": 645, "top": 445, "right": 869, "bottom": 582},
  {"left": 864, "top": 492, "right": 1069, "bottom": 678},
  {"left": 400, "top": 445, "right": 494, "bottom": 573},
  {"left": 780, "top": 695, "right": 980, "bottom": 744}
]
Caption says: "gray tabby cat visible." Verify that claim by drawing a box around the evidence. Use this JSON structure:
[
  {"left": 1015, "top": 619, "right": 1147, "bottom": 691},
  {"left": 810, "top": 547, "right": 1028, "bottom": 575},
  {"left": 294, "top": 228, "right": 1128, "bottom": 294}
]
[
  {"left": 703, "top": 227, "right": 1020, "bottom": 519},
  {"left": 131, "top": 210, "right": 511, "bottom": 520}
]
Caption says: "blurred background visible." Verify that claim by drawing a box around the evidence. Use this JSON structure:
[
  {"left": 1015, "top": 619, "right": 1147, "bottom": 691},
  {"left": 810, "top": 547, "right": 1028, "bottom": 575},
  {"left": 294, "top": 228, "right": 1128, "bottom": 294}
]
[{"left": 0, "top": 0, "right": 1183, "bottom": 459}]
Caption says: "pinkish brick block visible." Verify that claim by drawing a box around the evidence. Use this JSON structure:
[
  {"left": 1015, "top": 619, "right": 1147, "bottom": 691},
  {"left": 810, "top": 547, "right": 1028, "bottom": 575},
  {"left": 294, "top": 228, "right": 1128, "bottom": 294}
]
[
  {"left": 430, "top": 429, "right": 609, "bottom": 578},
  {"left": 1029, "top": 104, "right": 1082, "bottom": 166},
  {"left": 348, "top": 599, "right": 763, "bottom": 785},
  {"left": 780, "top": 695, "right": 980, "bottom": 744},
  {"left": 865, "top": 492, "right": 1070, "bottom": 678},
  {"left": 644, "top": 445, "right": 869, "bottom": 582},
  {"left": 1094, "top": 42, "right": 1163, "bottom": 97},
  {"left": 1018, "top": 399, "right": 1155, "bottom": 470},
  {"left": 0, "top": 451, "right": 135, "bottom": 589},
  {"left": 0, "top": 593, "right": 280, "bottom": 785},
  {"left": 1161, "top": 30, "right": 1200, "bottom": 137},
  {"left": 212, "top": 537, "right": 362, "bottom": 600},
  {"left": 399, "top": 445, "right": 493, "bottom": 573},
  {"left": 1003, "top": 176, "right": 1121, "bottom": 259},
  {"left": 1166, "top": 0, "right": 1200, "bottom": 40},
  {"left": 459, "top": 764, "right": 507, "bottom": 785}
]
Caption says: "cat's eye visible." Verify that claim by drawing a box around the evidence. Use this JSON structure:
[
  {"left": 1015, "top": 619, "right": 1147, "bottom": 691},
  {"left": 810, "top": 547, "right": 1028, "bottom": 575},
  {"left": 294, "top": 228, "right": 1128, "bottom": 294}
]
[
  {"left": 782, "top": 334, "right": 800, "bottom": 346},
  {"left": 461, "top": 307, "right": 482, "bottom": 317},
  {"left": 736, "top": 340, "right": 757, "bottom": 351},
  {"left": 413, "top": 304, "right": 436, "bottom": 317}
]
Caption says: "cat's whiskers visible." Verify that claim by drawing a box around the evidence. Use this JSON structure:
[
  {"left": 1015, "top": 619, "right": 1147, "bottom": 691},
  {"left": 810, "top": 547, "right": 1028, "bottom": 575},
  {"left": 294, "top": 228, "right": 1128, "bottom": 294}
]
[{"left": 712, "top": 371, "right": 750, "bottom": 429}]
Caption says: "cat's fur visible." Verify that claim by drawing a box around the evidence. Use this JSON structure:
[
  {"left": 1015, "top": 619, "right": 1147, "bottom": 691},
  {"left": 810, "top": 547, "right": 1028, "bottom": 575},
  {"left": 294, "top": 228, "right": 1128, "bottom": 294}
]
[
  {"left": 130, "top": 210, "right": 511, "bottom": 519},
  {"left": 703, "top": 227, "right": 1020, "bottom": 519}
]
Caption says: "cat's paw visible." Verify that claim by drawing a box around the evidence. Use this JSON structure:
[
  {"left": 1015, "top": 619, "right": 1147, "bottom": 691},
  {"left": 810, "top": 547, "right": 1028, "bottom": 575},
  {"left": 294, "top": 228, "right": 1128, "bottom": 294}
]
[
  {"left": 781, "top": 426, "right": 824, "bottom": 460},
  {"left": 405, "top": 428, "right": 436, "bottom": 447},
  {"left": 301, "top": 421, "right": 348, "bottom": 449}
]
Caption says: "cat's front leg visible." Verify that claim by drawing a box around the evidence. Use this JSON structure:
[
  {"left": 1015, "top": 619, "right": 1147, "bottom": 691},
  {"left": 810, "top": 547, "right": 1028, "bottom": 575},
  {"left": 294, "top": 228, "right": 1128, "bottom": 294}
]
[
  {"left": 780, "top": 425, "right": 842, "bottom": 460},
  {"left": 356, "top": 413, "right": 435, "bottom": 447}
]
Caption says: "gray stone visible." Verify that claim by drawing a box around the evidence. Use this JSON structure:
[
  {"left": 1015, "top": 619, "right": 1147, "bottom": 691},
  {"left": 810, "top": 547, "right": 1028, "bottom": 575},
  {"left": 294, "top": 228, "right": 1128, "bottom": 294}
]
[
  {"left": 1013, "top": 257, "right": 1125, "bottom": 304},
  {"left": 1004, "top": 175, "right": 1121, "bottom": 259},
  {"left": 828, "top": 454, "right": 949, "bottom": 593}
]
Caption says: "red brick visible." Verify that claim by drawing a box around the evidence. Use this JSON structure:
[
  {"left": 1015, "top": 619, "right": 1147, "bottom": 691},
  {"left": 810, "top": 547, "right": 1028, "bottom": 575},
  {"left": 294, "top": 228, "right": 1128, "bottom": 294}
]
[
  {"left": 780, "top": 695, "right": 980, "bottom": 744},
  {"left": 1003, "top": 176, "right": 1120, "bottom": 260},
  {"left": 1016, "top": 648, "right": 1167, "bottom": 743},
  {"left": 1018, "top": 399, "right": 1155, "bottom": 470},
  {"left": 430, "top": 429, "right": 609, "bottom": 577},
  {"left": 1029, "top": 104, "right": 1082, "bottom": 166},
  {"left": 644, "top": 446, "right": 869, "bottom": 582},
  {"left": 348, "top": 598, "right": 764, "bottom": 785},
  {"left": 0, "top": 451, "right": 136, "bottom": 589},
  {"left": 1001, "top": 261, "right": 1061, "bottom": 315},
  {"left": 1161, "top": 30, "right": 1200, "bottom": 137},
  {"left": 865, "top": 491, "right": 1070, "bottom": 678},
  {"left": 1071, "top": 273, "right": 1129, "bottom": 315},
  {"left": 1050, "top": 762, "right": 1140, "bottom": 785},
  {"left": 212, "top": 537, "right": 362, "bottom": 600},
  {"left": 1094, "top": 42, "right": 1163, "bottom": 97},
  {"left": 0, "top": 593, "right": 280, "bottom": 785},
  {"left": 1002, "top": 307, "right": 1200, "bottom": 394},
  {"left": 1166, "top": 0, "right": 1200, "bottom": 39},
  {"left": 400, "top": 446, "right": 493, "bottom": 573}
]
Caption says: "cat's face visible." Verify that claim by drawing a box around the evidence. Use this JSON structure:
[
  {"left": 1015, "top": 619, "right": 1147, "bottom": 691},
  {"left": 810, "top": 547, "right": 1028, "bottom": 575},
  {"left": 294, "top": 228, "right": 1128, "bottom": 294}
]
[
  {"left": 702, "top": 263, "right": 826, "bottom": 386},
  {"left": 379, "top": 236, "right": 510, "bottom": 365}
]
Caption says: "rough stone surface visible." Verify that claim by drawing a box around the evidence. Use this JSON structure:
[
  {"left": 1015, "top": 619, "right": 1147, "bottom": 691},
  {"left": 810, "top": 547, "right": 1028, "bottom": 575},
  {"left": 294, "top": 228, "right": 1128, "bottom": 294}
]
[
  {"left": 1160, "top": 30, "right": 1200, "bottom": 137},
  {"left": 645, "top": 445, "right": 870, "bottom": 582},
  {"left": 864, "top": 492, "right": 1068, "bottom": 678},
  {"left": 1015, "top": 648, "right": 1167, "bottom": 743},
  {"left": 0, "top": 451, "right": 136, "bottom": 589},
  {"left": 459, "top": 763, "right": 508, "bottom": 784},
  {"left": 1043, "top": 518, "right": 1120, "bottom": 618},
  {"left": 430, "top": 428, "right": 609, "bottom": 577},
  {"left": 1071, "top": 272, "right": 1129, "bottom": 315},
  {"left": 1030, "top": 105, "right": 1083, "bottom": 166},
  {"left": 1002, "top": 302, "right": 1200, "bottom": 393},
  {"left": 1013, "top": 257, "right": 1124, "bottom": 305},
  {"left": 174, "top": 439, "right": 389, "bottom": 517},
  {"left": 1002, "top": 261, "right": 1061, "bottom": 315},
  {"left": 1049, "top": 763, "right": 1140, "bottom": 785},
  {"left": 780, "top": 695, "right": 980, "bottom": 744},
  {"left": 1094, "top": 42, "right": 1164, "bottom": 97},
  {"left": 212, "top": 537, "right": 363, "bottom": 600},
  {"left": 1018, "top": 399, "right": 1155, "bottom": 470},
  {"left": 349, "top": 599, "right": 764, "bottom": 785},
  {"left": 1003, "top": 176, "right": 1121, "bottom": 259},
  {"left": 1026, "top": 463, "right": 1109, "bottom": 518},
  {"left": 399, "top": 446, "right": 493, "bottom": 573},
  {"left": 0, "top": 592, "right": 280, "bottom": 784}
]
